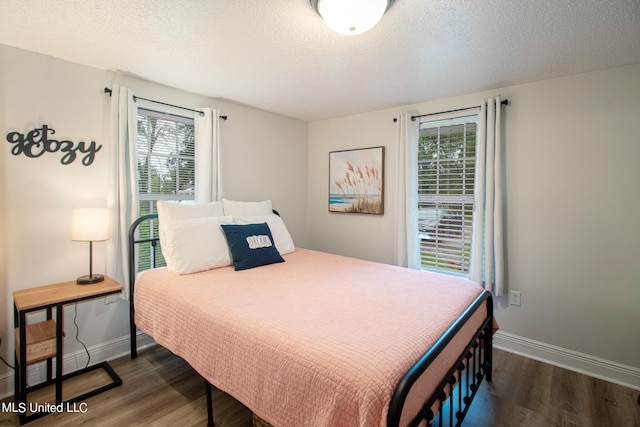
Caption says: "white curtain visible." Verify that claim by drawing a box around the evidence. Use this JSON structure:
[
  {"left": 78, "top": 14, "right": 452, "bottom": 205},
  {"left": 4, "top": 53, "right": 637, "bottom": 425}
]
[
  {"left": 470, "top": 96, "right": 505, "bottom": 296},
  {"left": 106, "top": 85, "right": 139, "bottom": 299},
  {"left": 394, "top": 113, "right": 420, "bottom": 269},
  {"left": 194, "top": 108, "right": 223, "bottom": 202}
]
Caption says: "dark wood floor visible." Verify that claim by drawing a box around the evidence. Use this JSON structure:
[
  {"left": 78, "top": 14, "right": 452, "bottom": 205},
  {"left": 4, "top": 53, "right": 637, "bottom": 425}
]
[{"left": 1, "top": 345, "right": 638, "bottom": 426}]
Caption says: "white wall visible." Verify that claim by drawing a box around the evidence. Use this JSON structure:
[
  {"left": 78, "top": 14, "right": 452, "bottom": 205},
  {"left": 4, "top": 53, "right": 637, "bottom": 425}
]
[
  {"left": 216, "top": 99, "right": 308, "bottom": 237},
  {"left": 308, "top": 110, "right": 398, "bottom": 263},
  {"left": 0, "top": 44, "right": 9, "bottom": 380},
  {"left": 0, "top": 45, "right": 308, "bottom": 396},
  {"left": 308, "top": 64, "right": 640, "bottom": 385}
]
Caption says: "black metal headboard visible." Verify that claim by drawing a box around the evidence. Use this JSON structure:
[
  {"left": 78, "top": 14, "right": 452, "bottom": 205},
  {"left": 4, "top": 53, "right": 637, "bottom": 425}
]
[
  {"left": 128, "top": 213, "right": 160, "bottom": 358},
  {"left": 128, "top": 213, "right": 160, "bottom": 292}
]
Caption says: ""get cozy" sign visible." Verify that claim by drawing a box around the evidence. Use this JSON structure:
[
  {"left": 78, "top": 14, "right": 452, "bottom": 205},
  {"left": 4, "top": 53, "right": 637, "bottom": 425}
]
[{"left": 6, "top": 124, "right": 102, "bottom": 166}]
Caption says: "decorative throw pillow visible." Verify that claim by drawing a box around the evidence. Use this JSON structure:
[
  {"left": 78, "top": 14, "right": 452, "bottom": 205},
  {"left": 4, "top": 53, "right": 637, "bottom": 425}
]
[
  {"left": 164, "top": 216, "right": 234, "bottom": 274},
  {"left": 220, "top": 223, "right": 285, "bottom": 271},
  {"left": 221, "top": 198, "right": 273, "bottom": 216},
  {"left": 232, "top": 215, "right": 295, "bottom": 255}
]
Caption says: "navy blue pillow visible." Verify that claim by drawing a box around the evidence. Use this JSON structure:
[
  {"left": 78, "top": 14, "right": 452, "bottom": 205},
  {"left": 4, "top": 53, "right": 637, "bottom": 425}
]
[{"left": 220, "top": 223, "right": 285, "bottom": 271}]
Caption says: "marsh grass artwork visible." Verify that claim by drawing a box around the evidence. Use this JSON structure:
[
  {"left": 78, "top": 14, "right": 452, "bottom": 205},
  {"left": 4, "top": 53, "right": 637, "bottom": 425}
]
[{"left": 329, "top": 146, "right": 384, "bottom": 214}]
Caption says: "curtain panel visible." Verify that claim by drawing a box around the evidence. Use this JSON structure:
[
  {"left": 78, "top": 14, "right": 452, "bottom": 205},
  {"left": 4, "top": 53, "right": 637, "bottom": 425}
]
[
  {"left": 470, "top": 96, "right": 505, "bottom": 296},
  {"left": 394, "top": 112, "right": 420, "bottom": 269},
  {"left": 194, "top": 108, "right": 223, "bottom": 203},
  {"left": 106, "top": 85, "right": 139, "bottom": 299}
]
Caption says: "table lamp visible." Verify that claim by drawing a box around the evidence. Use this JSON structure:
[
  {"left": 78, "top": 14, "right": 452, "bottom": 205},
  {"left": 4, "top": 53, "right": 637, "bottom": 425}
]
[{"left": 71, "top": 208, "right": 110, "bottom": 284}]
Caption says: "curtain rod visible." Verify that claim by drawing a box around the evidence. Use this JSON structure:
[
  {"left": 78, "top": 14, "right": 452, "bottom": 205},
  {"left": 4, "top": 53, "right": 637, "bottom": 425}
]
[
  {"left": 392, "top": 99, "right": 509, "bottom": 123},
  {"left": 103, "top": 88, "right": 228, "bottom": 120}
]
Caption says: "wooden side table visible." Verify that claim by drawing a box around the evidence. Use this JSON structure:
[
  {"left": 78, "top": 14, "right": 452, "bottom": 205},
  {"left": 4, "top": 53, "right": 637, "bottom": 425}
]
[{"left": 13, "top": 276, "right": 124, "bottom": 424}]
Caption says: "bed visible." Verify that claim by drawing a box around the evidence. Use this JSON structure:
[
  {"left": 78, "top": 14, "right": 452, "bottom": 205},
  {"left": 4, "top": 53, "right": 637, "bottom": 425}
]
[{"left": 127, "top": 200, "right": 494, "bottom": 427}]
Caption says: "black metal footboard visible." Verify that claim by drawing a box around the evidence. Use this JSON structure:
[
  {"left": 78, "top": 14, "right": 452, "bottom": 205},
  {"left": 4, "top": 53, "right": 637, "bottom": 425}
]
[{"left": 388, "top": 291, "right": 493, "bottom": 427}]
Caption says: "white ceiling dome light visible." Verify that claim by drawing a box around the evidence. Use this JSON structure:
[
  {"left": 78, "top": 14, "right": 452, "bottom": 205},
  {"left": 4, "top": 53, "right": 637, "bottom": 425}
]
[{"left": 310, "top": 0, "right": 395, "bottom": 35}]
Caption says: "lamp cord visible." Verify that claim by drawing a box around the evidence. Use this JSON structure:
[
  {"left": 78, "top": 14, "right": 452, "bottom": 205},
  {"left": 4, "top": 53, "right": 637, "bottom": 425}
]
[
  {"left": 73, "top": 304, "right": 91, "bottom": 369},
  {"left": 0, "top": 352, "right": 14, "bottom": 370},
  {"left": 0, "top": 335, "right": 14, "bottom": 369}
]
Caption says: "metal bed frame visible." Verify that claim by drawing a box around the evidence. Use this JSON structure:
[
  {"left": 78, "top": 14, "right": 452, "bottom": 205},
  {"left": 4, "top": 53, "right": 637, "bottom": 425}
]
[{"left": 128, "top": 213, "right": 493, "bottom": 427}]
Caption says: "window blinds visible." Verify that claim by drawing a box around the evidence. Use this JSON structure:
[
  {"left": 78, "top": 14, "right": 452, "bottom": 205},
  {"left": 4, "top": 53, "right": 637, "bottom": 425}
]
[
  {"left": 136, "top": 108, "right": 195, "bottom": 270},
  {"left": 137, "top": 108, "right": 196, "bottom": 206},
  {"left": 417, "top": 119, "right": 477, "bottom": 275}
]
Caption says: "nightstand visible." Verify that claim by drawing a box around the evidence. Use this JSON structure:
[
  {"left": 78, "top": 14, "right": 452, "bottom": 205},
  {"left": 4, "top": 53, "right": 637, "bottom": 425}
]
[{"left": 13, "top": 276, "right": 124, "bottom": 424}]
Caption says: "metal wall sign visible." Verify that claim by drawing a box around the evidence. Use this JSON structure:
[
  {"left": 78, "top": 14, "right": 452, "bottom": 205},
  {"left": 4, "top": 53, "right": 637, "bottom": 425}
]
[{"left": 6, "top": 124, "right": 102, "bottom": 166}]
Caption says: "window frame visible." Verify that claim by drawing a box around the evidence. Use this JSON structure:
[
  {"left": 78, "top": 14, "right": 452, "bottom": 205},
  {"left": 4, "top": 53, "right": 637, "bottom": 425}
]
[
  {"left": 416, "top": 112, "right": 479, "bottom": 277},
  {"left": 136, "top": 107, "right": 196, "bottom": 270}
]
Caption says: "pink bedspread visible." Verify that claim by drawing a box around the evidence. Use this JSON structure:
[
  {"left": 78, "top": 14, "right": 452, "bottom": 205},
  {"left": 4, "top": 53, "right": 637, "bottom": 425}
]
[{"left": 134, "top": 248, "right": 487, "bottom": 427}]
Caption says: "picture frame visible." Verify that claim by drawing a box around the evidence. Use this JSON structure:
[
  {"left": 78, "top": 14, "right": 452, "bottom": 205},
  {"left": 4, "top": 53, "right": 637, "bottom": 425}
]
[{"left": 329, "top": 146, "right": 384, "bottom": 214}]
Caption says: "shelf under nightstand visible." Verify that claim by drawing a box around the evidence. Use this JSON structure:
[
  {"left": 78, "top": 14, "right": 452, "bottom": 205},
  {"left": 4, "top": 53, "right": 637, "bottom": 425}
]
[{"left": 14, "top": 319, "right": 57, "bottom": 365}]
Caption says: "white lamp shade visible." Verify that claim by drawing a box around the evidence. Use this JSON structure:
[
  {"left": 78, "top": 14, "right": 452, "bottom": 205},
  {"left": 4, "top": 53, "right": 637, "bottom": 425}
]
[
  {"left": 71, "top": 208, "right": 110, "bottom": 242},
  {"left": 317, "top": 0, "right": 388, "bottom": 35}
]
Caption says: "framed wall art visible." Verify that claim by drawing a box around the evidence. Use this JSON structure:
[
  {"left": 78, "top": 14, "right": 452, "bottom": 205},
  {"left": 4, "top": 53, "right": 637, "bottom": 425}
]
[{"left": 329, "top": 146, "right": 384, "bottom": 215}]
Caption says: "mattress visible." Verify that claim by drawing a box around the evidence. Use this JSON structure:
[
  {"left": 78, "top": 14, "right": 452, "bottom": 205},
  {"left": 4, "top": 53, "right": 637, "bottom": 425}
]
[{"left": 134, "top": 248, "right": 487, "bottom": 427}]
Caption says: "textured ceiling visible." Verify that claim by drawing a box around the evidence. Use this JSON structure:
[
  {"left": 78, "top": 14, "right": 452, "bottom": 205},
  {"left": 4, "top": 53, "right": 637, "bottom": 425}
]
[{"left": 1, "top": 0, "right": 639, "bottom": 121}]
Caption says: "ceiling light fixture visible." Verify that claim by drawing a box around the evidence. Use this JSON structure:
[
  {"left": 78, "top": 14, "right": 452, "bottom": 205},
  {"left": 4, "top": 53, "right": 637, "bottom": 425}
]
[{"left": 310, "top": 0, "right": 395, "bottom": 35}]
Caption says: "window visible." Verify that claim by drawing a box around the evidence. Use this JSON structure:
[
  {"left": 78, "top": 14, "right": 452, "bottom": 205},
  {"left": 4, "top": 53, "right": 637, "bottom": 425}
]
[
  {"left": 136, "top": 108, "right": 195, "bottom": 270},
  {"left": 417, "top": 115, "right": 477, "bottom": 276}
]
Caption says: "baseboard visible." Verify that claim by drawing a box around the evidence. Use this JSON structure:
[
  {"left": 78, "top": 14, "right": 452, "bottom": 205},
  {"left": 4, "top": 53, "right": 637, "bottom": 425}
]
[
  {"left": 493, "top": 330, "right": 640, "bottom": 391},
  {"left": 0, "top": 331, "right": 156, "bottom": 400}
]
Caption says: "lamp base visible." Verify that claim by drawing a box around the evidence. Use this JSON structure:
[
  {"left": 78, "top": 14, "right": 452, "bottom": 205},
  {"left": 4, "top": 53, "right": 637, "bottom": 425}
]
[{"left": 77, "top": 274, "right": 104, "bottom": 285}]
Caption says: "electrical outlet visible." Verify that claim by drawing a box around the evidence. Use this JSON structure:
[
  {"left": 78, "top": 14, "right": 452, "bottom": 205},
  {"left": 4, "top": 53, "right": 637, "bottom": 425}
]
[{"left": 509, "top": 290, "right": 521, "bottom": 306}]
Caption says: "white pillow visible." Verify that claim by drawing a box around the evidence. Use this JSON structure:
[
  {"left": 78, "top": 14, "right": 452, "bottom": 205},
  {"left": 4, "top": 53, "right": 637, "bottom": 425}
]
[
  {"left": 222, "top": 198, "right": 273, "bottom": 216},
  {"left": 233, "top": 214, "right": 295, "bottom": 255},
  {"left": 157, "top": 201, "right": 224, "bottom": 258},
  {"left": 163, "top": 216, "right": 234, "bottom": 274}
]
